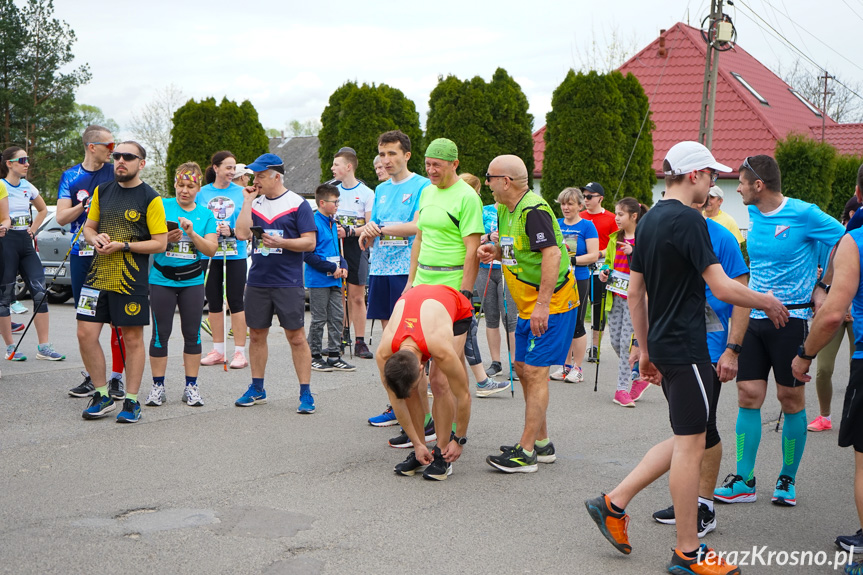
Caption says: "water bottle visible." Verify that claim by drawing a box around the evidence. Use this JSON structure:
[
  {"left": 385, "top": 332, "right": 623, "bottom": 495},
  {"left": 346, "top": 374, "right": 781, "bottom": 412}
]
[{"left": 631, "top": 360, "right": 640, "bottom": 383}]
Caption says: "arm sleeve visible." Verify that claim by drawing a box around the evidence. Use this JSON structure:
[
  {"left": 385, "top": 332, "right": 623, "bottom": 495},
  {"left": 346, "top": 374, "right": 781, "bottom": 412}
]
[
  {"left": 584, "top": 220, "right": 598, "bottom": 239},
  {"left": 87, "top": 187, "right": 101, "bottom": 222},
  {"left": 524, "top": 209, "right": 558, "bottom": 252},
  {"left": 146, "top": 196, "right": 168, "bottom": 234}
]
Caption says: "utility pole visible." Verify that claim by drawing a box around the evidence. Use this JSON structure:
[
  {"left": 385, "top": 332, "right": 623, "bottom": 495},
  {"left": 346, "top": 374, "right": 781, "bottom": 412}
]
[
  {"left": 698, "top": 0, "right": 723, "bottom": 150},
  {"left": 820, "top": 71, "right": 833, "bottom": 142}
]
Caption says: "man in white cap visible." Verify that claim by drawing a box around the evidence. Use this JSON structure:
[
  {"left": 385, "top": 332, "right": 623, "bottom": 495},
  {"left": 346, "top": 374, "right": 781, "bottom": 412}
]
[
  {"left": 703, "top": 185, "right": 744, "bottom": 244},
  {"left": 585, "top": 141, "right": 788, "bottom": 575}
]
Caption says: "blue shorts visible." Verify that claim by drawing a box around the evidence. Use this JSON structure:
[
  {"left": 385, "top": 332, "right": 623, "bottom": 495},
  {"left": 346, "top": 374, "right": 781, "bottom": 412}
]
[
  {"left": 367, "top": 274, "right": 408, "bottom": 320},
  {"left": 515, "top": 308, "right": 578, "bottom": 367}
]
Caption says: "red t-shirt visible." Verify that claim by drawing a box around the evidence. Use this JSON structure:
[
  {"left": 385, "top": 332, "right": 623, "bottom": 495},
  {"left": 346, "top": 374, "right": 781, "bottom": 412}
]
[{"left": 580, "top": 209, "right": 617, "bottom": 250}]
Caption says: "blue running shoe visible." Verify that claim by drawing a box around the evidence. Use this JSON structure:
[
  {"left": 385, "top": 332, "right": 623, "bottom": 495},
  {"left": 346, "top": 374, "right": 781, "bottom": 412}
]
[
  {"left": 846, "top": 561, "right": 863, "bottom": 575},
  {"left": 369, "top": 405, "right": 398, "bottom": 427},
  {"left": 116, "top": 398, "right": 141, "bottom": 423},
  {"left": 235, "top": 384, "right": 267, "bottom": 407},
  {"left": 5, "top": 344, "right": 26, "bottom": 361},
  {"left": 714, "top": 473, "right": 756, "bottom": 503},
  {"left": 298, "top": 389, "right": 315, "bottom": 414},
  {"left": 36, "top": 343, "right": 65, "bottom": 361},
  {"left": 82, "top": 392, "right": 115, "bottom": 419},
  {"left": 476, "top": 377, "right": 510, "bottom": 397},
  {"left": 11, "top": 322, "right": 24, "bottom": 333},
  {"left": 771, "top": 474, "right": 796, "bottom": 506}
]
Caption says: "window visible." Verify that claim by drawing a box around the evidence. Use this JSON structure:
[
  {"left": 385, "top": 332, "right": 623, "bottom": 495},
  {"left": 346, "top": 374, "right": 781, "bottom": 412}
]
[
  {"left": 789, "top": 89, "right": 823, "bottom": 117},
  {"left": 731, "top": 72, "right": 769, "bottom": 105}
]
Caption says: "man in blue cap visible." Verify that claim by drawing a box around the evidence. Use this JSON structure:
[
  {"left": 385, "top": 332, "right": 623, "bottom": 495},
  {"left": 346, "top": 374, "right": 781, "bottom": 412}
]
[{"left": 234, "top": 153, "right": 318, "bottom": 414}]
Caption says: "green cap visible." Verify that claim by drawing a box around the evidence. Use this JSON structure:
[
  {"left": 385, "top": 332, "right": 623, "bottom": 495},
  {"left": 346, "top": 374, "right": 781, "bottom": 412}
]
[{"left": 425, "top": 138, "right": 458, "bottom": 162}]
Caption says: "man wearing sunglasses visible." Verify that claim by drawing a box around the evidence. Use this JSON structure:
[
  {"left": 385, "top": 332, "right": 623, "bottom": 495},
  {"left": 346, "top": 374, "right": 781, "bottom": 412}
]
[
  {"left": 57, "top": 125, "right": 128, "bottom": 400},
  {"left": 579, "top": 182, "right": 616, "bottom": 363},
  {"left": 714, "top": 154, "right": 844, "bottom": 508},
  {"left": 78, "top": 141, "right": 168, "bottom": 424}
]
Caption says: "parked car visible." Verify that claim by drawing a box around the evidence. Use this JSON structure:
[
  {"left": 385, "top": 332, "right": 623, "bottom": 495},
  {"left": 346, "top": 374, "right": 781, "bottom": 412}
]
[{"left": 16, "top": 207, "right": 75, "bottom": 304}]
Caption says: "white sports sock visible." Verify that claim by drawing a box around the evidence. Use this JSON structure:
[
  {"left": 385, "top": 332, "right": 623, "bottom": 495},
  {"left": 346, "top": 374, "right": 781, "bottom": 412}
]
[
  {"left": 235, "top": 346, "right": 245, "bottom": 356},
  {"left": 214, "top": 342, "right": 225, "bottom": 355},
  {"left": 698, "top": 497, "right": 714, "bottom": 512}
]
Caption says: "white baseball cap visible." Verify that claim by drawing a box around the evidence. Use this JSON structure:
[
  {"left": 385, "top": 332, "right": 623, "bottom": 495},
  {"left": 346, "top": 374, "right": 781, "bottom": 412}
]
[
  {"left": 664, "top": 141, "right": 731, "bottom": 175},
  {"left": 708, "top": 185, "right": 724, "bottom": 198},
  {"left": 234, "top": 163, "right": 253, "bottom": 177}
]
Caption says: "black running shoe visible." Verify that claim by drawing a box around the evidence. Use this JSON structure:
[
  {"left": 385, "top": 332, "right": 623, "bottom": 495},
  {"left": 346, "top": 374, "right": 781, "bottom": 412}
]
[
  {"left": 327, "top": 356, "right": 356, "bottom": 371},
  {"left": 69, "top": 372, "right": 95, "bottom": 397},
  {"left": 354, "top": 340, "right": 373, "bottom": 359},
  {"left": 388, "top": 419, "right": 436, "bottom": 448},
  {"left": 652, "top": 504, "right": 676, "bottom": 525},
  {"left": 485, "top": 361, "right": 502, "bottom": 377},
  {"left": 836, "top": 529, "right": 863, "bottom": 552},
  {"left": 394, "top": 451, "right": 428, "bottom": 476},
  {"left": 422, "top": 446, "right": 452, "bottom": 481},
  {"left": 587, "top": 346, "right": 599, "bottom": 363},
  {"left": 651, "top": 503, "right": 716, "bottom": 538},
  {"left": 311, "top": 356, "right": 333, "bottom": 372},
  {"left": 499, "top": 441, "right": 556, "bottom": 463},
  {"left": 108, "top": 377, "right": 125, "bottom": 400}
]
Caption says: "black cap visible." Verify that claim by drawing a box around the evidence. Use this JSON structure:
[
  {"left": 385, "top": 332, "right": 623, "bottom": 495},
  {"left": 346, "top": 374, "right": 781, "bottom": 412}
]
[{"left": 579, "top": 182, "right": 605, "bottom": 196}]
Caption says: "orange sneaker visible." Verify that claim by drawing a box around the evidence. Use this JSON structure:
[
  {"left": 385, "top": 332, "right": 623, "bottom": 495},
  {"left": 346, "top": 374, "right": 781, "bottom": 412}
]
[
  {"left": 807, "top": 415, "right": 832, "bottom": 432},
  {"left": 229, "top": 351, "right": 248, "bottom": 369},
  {"left": 200, "top": 350, "right": 225, "bottom": 366},
  {"left": 585, "top": 494, "right": 631, "bottom": 554},
  {"left": 668, "top": 544, "right": 740, "bottom": 574}
]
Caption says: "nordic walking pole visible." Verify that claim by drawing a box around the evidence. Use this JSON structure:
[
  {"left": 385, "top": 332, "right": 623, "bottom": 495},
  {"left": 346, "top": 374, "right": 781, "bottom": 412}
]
[
  {"left": 369, "top": 318, "right": 375, "bottom": 347},
  {"left": 594, "top": 275, "right": 609, "bottom": 393},
  {"left": 501, "top": 278, "right": 515, "bottom": 398},
  {"left": 222, "top": 244, "right": 228, "bottom": 372},
  {"left": 9, "top": 222, "right": 85, "bottom": 359},
  {"left": 339, "top": 236, "right": 352, "bottom": 358},
  {"left": 775, "top": 411, "right": 783, "bottom": 432},
  {"left": 113, "top": 324, "right": 126, "bottom": 370}
]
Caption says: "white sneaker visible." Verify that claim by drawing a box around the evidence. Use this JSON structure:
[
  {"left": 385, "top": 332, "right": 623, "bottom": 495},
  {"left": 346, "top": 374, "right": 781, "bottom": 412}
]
[
  {"left": 564, "top": 366, "right": 584, "bottom": 383},
  {"left": 145, "top": 384, "right": 166, "bottom": 406},
  {"left": 185, "top": 384, "right": 204, "bottom": 407},
  {"left": 550, "top": 366, "right": 571, "bottom": 381}
]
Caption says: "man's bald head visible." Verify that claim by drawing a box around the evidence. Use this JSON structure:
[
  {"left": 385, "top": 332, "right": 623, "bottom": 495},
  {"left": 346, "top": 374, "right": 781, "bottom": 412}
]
[{"left": 489, "top": 155, "right": 528, "bottom": 190}]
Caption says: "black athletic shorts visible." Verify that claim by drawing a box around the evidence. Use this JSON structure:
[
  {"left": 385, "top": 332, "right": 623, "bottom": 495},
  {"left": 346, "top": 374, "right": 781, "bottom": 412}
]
[
  {"left": 656, "top": 362, "right": 715, "bottom": 437},
  {"left": 839, "top": 358, "right": 863, "bottom": 453},
  {"left": 76, "top": 287, "right": 150, "bottom": 327},
  {"left": 244, "top": 285, "right": 305, "bottom": 330},
  {"left": 205, "top": 258, "right": 246, "bottom": 313},
  {"left": 738, "top": 317, "right": 808, "bottom": 387},
  {"left": 342, "top": 238, "right": 369, "bottom": 286}
]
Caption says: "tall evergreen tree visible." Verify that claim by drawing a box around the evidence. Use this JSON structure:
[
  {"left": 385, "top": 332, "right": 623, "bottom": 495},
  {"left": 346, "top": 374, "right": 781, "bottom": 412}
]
[
  {"left": 775, "top": 133, "right": 837, "bottom": 211},
  {"left": 828, "top": 154, "right": 863, "bottom": 221},
  {"left": 611, "top": 71, "right": 655, "bottom": 206}
]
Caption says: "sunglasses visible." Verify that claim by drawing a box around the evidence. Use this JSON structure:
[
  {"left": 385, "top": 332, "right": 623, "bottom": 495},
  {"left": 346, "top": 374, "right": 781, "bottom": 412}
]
[
  {"left": 484, "top": 173, "right": 511, "bottom": 181},
  {"left": 112, "top": 152, "right": 142, "bottom": 162},
  {"left": 583, "top": 194, "right": 601, "bottom": 200},
  {"left": 9, "top": 156, "right": 29, "bottom": 165},
  {"left": 741, "top": 156, "right": 764, "bottom": 183},
  {"left": 91, "top": 141, "right": 115, "bottom": 152},
  {"left": 698, "top": 169, "right": 718, "bottom": 184}
]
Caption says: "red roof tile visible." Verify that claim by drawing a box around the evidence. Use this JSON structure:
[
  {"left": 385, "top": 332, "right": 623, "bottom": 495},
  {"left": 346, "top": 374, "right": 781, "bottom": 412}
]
[{"left": 810, "top": 124, "right": 863, "bottom": 156}]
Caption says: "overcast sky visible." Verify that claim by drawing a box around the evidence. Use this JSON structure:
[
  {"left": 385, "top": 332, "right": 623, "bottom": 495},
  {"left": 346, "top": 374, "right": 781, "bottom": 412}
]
[{"left": 53, "top": 0, "right": 861, "bottom": 139}]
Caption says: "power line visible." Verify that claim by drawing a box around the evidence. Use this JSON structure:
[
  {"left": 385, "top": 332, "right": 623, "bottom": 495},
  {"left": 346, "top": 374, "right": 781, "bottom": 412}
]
[{"left": 840, "top": 0, "right": 863, "bottom": 23}]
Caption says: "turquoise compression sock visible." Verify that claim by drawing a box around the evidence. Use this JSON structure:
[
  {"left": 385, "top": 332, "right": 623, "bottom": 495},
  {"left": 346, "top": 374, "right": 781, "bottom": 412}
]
[
  {"left": 735, "top": 407, "right": 762, "bottom": 482},
  {"left": 780, "top": 409, "right": 808, "bottom": 480}
]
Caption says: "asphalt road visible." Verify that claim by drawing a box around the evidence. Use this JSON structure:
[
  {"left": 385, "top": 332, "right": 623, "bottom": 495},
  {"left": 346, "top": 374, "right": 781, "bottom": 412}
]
[{"left": 0, "top": 301, "right": 858, "bottom": 574}]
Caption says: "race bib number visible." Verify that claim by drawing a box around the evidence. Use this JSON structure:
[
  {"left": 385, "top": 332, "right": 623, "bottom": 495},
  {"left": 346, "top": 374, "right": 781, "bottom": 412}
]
[
  {"left": 501, "top": 236, "right": 517, "bottom": 267},
  {"left": 607, "top": 270, "right": 630, "bottom": 296},
  {"left": 705, "top": 304, "right": 723, "bottom": 333},
  {"left": 379, "top": 221, "right": 408, "bottom": 247},
  {"left": 77, "top": 237, "right": 94, "bottom": 257},
  {"left": 326, "top": 255, "right": 341, "bottom": 276},
  {"left": 213, "top": 238, "right": 238, "bottom": 257},
  {"left": 253, "top": 229, "right": 284, "bottom": 255},
  {"left": 166, "top": 239, "right": 196, "bottom": 260},
  {"left": 337, "top": 214, "right": 366, "bottom": 227},
  {"left": 11, "top": 215, "right": 29, "bottom": 230},
  {"left": 76, "top": 287, "right": 100, "bottom": 317}
]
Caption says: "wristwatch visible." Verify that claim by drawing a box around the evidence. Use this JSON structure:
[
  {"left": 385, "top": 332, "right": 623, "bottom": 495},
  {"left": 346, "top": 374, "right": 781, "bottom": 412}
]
[
  {"left": 725, "top": 343, "right": 743, "bottom": 354},
  {"left": 816, "top": 280, "right": 831, "bottom": 294},
  {"left": 122, "top": 241, "right": 131, "bottom": 253},
  {"left": 451, "top": 432, "right": 467, "bottom": 445},
  {"left": 460, "top": 289, "right": 474, "bottom": 302},
  {"left": 796, "top": 344, "right": 816, "bottom": 361}
]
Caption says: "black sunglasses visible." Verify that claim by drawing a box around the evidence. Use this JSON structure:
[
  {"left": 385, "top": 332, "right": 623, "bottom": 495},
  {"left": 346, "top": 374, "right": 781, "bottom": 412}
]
[
  {"left": 484, "top": 173, "right": 511, "bottom": 181},
  {"left": 112, "top": 152, "right": 142, "bottom": 162},
  {"left": 741, "top": 156, "right": 764, "bottom": 183},
  {"left": 583, "top": 194, "right": 601, "bottom": 200}
]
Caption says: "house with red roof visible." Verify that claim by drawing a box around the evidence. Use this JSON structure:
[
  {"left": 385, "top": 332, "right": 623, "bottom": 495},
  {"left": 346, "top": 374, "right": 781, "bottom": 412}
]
[{"left": 533, "top": 22, "right": 863, "bottom": 227}]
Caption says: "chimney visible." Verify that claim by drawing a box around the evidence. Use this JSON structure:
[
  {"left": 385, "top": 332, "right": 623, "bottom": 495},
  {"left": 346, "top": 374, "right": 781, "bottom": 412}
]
[
  {"left": 658, "top": 29, "right": 667, "bottom": 58},
  {"left": 280, "top": 130, "right": 285, "bottom": 141}
]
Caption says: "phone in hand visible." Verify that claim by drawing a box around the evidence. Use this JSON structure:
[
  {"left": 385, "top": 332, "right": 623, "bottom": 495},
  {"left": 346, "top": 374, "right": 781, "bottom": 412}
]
[
  {"left": 166, "top": 221, "right": 179, "bottom": 231},
  {"left": 250, "top": 226, "right": 264, "bottom": 240}
]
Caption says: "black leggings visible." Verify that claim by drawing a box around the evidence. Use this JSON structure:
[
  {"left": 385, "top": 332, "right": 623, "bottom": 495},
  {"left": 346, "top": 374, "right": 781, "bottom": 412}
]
[
  {"left": 149, "top": 283, "right": 205, "bottom": 357},
  {"left": 574, "top": 277, "right": 590, "bottom": 338},
  {"left": 1, "top": 230, "right": 47, "bottom": 316},
  {"left": 205, "top": 258, "right": 246, "bottom": 313}
]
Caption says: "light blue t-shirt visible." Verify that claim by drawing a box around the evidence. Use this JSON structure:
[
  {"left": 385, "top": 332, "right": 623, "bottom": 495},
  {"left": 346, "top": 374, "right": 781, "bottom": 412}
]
[
  {"left": 848, "top": 229, "right": 863, "bottom": 359},
  {"left": 747, "top": 197, "right": 844, "bottom": 320},
  {"left": 558, "top": 217, "right": 598, "bottom": 281},
  {"left": 195, "top": 182, "right": 248, "bottom": 260},
  {"left": 368, "top": 173, "right": 428, "bottom": 276},
  {"left": 150, "top": 199, "right": 217, "bottom": 287},
  {"left": 705, "top": 218, "right": 749, "bottom": 362},
  {"left": 2, "top": 178, "right": 39, "bottom": 226}
]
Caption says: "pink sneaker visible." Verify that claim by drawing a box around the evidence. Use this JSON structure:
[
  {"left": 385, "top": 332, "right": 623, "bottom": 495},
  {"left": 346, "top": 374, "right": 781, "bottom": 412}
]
[
  {"left": 629, "top": 379, "right": 650, "bottom": 401},
  {"left": 613, "top": 389, "right": 635, "bottom": 407},
  {"left": 200, "top": 350, "right": 225, "bottom": 366},
  {"left": 229, "top": 351, "right": 248, "bottom": 369},
  {"left": 807, "top": 415, "right": 832, "bottom": 432}
]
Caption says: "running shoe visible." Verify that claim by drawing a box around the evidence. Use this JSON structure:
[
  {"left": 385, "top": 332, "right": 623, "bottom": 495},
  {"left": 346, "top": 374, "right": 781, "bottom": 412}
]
[
  {"left": 486, "top": 443, "right": 538, "bottom": 473},
  {"left": 771, "top": 474, "right": 796, "bottom": 506},
  {"left": 116, "top": 398, "right": 141, "bottom": 423},
  {"left": 550, "top": 365, "right": 571, "bottom": 381},
  {"left": 564, "top": 366, "right": 584, "bottom": 383},
  {"left": 69, "top": 372, "right": 95, "bottom": 397},
  {"left": 476, "top": 377, "right": 510, "bottom": 397},
  {"left": 200, "top": 318, "right": 212, "bottom": 336},
  {"left": 587, "top": 346, "right": 599, "bottom": 363},
  {"left": 11, "top": 322, "right": 24, "bottom": 333},
  {"left": 613, "top": 389, "right": 635, "bottom": 407},
  {"left": 327, "top": 356, "right": 356, "bottom": 372},
  {"left": 82, "top": 392, "right": 115, "bottom": 420},
  {"left": 200, "top": 350, "right": 225, "bottom": 366},
  {"left": 807, "top": 415, "right": 832, "bottom": 432},
  {"left": 394, "top": 451, "right": 428, "bottom": 476},
  {"left": 185, "top": 384, "right": 204, "bottom": 406},
  {"left": 228, "top": 327, "right": 233, "bottom": 337},
  {"left": 5, "top": 344, "right": 26, "bottom": 361},
  {"left": 229, "top": 351, "right": 248, "bottom": 369},
  {"left": 311, "top": 356, "right": 333, "bottom": 372},
  {"left": 369, "top": 405, "right": 399, "bottom": 427},
  {"left": 667, "top": 544, "right": 740, "bottom": 575},
  {"left": 422, "top": 446, "right": 452, "bottom": 481},
  {"left": 846, "top": 561, "right": 863, "bottom": 575},
  {"left": 653, "top": 504, "right": 716, "bottom": 537},
  {"left": 354, "top": 340, "right": 373, "bottom": 359},
  {"left": 714, "top": 473, "right": 756, "bottom": 503},
  {"left": 108, "top": 377, "right": 125, "bottom": 400},
  {"left": 298, "top": 389, "right": 315, "bottom": 414},
  {"left": 500, "top": 441, "right": 556, "bottom": 463},
  {"left": 836, "top": 529, "right": 863, "bottom": 552},
  {"left": 36, "top": 343, "right": 65, "bottom": 361},
  {"left": 388, "top": 420, "right": 436, "bottom": 448},
  {"left": 145, "top": 384, "right": 166, "bottom": 406},
  {"left": 235, "top": 384, "right": 267, "bottom": 407},
  {"left": 507, "top": 371, "right": 519, "bottom": 382},
  {"left": 10, "top": 301, "right": 28, "bottom": 314},
  {"left": 629, "top": 379, "right": 650, "bottom": 401},
  {"left": 485, "top": 361, "right": 502, "bottom": 377},
  {"left": 584, "top": 494, "right": 631, "bottom": 554}
]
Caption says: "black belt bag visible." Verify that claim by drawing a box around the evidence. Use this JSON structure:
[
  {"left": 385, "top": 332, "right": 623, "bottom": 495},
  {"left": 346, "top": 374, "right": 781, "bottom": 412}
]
[{"left": 153, "top": 260, "right": 203, "bottom": 282}]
